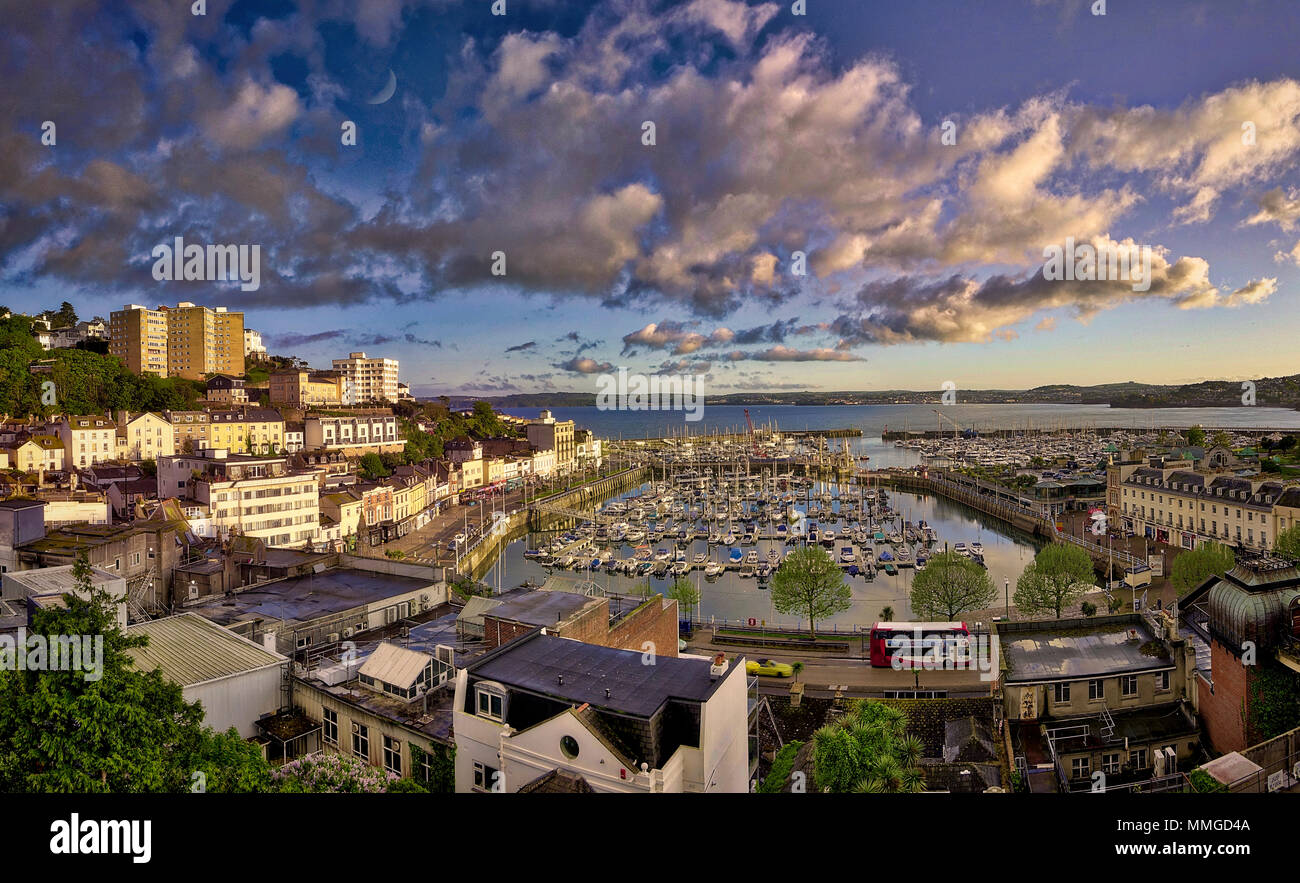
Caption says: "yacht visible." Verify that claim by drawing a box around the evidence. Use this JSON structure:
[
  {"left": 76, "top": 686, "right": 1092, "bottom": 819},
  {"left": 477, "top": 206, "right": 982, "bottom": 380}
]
[
  {"left": 839, "top": 546, "right": 856, "bottom": 564},
  {"left": 704, "top": 561, "right": 723, "bottom": 578}
]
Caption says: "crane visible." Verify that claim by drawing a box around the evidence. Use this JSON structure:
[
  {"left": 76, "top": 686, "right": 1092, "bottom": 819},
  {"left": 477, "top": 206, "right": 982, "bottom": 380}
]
[{"left": 933, "top": 409, "right": 960, "bottom": 440}]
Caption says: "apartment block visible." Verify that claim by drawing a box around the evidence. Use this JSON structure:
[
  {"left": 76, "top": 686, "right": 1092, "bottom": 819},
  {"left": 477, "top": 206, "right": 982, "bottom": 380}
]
[
  {"left": 332, "top": 352, "right": 400, "bottom": 404},
  {"left": 208, "top": 407, "right": 285, "bottom": 455},
  {"left": 526, "top": 410, "right": 576, "bottom": 472},
  {"left": 114, "top": 411, "right": 176, "bottom": 461},
  {"left": 109, "top": 304, "right": 169, "bottom": 376},
  {"left": 158, "top": 449, "right": 320, "bottom": 547}
]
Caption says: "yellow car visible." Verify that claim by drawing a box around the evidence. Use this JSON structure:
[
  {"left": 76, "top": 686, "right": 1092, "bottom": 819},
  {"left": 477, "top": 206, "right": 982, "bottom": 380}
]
[{"left": 746, "top": 658, "right": 795, "bottom": 678}]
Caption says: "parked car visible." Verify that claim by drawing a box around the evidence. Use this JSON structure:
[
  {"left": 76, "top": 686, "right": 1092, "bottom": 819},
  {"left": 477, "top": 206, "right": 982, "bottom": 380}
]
[{"left": 745, "top": 658, "right": 795, "bottom": 678}]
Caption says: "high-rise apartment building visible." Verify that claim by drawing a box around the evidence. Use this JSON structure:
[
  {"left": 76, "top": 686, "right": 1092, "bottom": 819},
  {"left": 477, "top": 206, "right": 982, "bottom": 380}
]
[
  {"left": 109, "top": 305, "right": 169, "bottom": 376},
  {"left": 108, "top": 302, "right": 245, "bottom": 381},
  {"left": 332, "top": 352, "right": 400, "bottom": 404}
]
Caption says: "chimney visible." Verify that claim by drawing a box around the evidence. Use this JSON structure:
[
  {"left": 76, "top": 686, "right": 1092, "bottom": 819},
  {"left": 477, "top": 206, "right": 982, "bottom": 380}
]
[{"left": 709, "top": 652, "right": 727, "bottom": 679}]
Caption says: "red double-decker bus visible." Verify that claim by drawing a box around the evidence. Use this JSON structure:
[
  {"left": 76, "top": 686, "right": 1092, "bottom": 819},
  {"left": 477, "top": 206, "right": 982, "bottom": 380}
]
[{"left": 869, "top": 621, "right": 970, "bottom": 668}]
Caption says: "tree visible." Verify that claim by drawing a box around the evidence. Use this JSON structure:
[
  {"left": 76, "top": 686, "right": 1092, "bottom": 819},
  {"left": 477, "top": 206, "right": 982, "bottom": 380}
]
[
  {"left": 1170, "top": 541, "right": 1235, "bottom": 597},
  {"left": 880, "top": 605, "right": 895, "bottom": 622},
  {"left": 1275, "top": 525, "right": 1300, "bottom": 563},
  {"left": 667, "top": 578, "right": 700, "bottom": 621},
  {"left": 770, "top": 544, "right": 851, "bottom": 637},
  {"left": 359, "top": 452, "right": 390, "bottom": 480},
  {"left": 812, "top": 700, "right": 925, "bottom": 793},
  {"left": 1014, "top": 543, "right": 1096, "bottom": 619},
  {"left": 271, "top": 752, "right": 397, "bottom": 792},
  {"left": 1211, "top": 431, "right": 1233, "bottom": 449},
  {"left": 909, "top": 550, "right": 997, "bottom": 620},
  {"left": 51, "top": 301, "right": 78, "bottom": 329},
  {"left": 1186, "top": 425, "right": 1206, "bottom": 447},
  {"left": 0, "top": 554, "right": 273, "bottom": 792}
]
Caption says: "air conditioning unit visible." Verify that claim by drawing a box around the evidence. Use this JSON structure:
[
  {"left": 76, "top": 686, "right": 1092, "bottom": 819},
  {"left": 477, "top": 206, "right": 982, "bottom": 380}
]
[{"left": 342, "top": 627, "right": 354, "bottom": 639}]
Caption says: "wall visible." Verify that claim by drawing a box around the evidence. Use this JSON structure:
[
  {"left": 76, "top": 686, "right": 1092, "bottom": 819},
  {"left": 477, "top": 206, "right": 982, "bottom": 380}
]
[
  {"left": 187, "top": 663, "right": 286, "bottom": 738},
  {"left": 1199, "top": 639, "right": 1250, "bottom": 754}
]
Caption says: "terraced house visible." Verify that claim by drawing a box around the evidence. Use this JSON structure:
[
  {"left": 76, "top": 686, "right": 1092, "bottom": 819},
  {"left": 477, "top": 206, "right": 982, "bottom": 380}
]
[
  {"left": 208, "top": 406, "right": 285, "bottom": 455},
  {"left": 114, "top": 411, "right": 175, "bottom": 461},
  {"left": 1113, "top": 462, "right": 1300, "bottom": 552}
]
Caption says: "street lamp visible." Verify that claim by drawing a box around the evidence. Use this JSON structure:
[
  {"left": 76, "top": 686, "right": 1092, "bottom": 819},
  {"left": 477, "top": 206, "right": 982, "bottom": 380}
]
[{"left": 1004, "top": 577, "right": 1010, "bottom": 620}]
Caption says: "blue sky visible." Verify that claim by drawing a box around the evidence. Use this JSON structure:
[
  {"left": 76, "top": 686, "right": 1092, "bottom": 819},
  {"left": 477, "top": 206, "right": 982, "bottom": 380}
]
[{"left": 2, "top": 0, "right": 1299, "bottom": 396}]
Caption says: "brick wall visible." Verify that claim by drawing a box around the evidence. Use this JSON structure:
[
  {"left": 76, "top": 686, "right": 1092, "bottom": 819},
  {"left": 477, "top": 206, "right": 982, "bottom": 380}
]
[
  {"left": 1200, "top": 639, "right": 1249, "bottom": 754},
  {"left": 607, "top": 597, "right": 679, "bottom": 659},
  {"left": 482, "top": 617, "right": 536, "bottom": 650}
]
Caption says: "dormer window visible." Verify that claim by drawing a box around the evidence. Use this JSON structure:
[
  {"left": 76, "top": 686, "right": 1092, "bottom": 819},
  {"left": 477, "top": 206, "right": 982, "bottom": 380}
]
[{"left": 476, "top": 685, "right": 504, "bottom": 721}]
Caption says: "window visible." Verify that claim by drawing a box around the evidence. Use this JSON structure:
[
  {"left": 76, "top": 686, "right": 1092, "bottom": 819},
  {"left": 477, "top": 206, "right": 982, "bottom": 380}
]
[
  {"left": 472, "top": 761, "right": 500, "bottom": 792},
  {"left": 1053, "top": 682, "right": 1071, "bottom": 703},
  {"left": 322, "top": 708, "right": 337, "bottom": 746},
  {"left": 1156, "top": 671, "right": 1170, "bottom": 692},
  {"left": 560, "top": 735, "right": 580, "bottom": 759},
  {"left": 1102, "top": 753, "right": 1121, "bottom": 775},
  {"left": 476, "top": 687, "right": 503, "bottom": 721},
  {"left": 1129, "top": 748, "right": 1147, "bottom": 768},
  {"left": 351, "top": 722, "right": 369, "bottom": 761},
  {"left": 1071, "top": 757, "right": 1089, "bottom": 779},
  {"left": 383, "top": 735, "right": 401, "bottom": 776},
  {"left": 1121, "top": 675, "right": 1138, "bottom": 697},
  {"left": 1088, "top": 679, "right": 1103, "bottom": 701}
]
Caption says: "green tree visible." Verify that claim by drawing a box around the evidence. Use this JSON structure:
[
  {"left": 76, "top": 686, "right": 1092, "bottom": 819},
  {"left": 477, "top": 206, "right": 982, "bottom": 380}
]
[
  {"left": 770, "top": 544, "right": 851, "bottom": 638},
  {"left": 0, "top": 554, "right": 273, "bottom": 792},
  {"left": 757, "top": 740, "right": 804, "bottom": 793},
  {"left": 1014, "top": 543, "right": 1096, "bottom": 619},
  {"left": 51, "top": 301, "right": 78, "bottom": 328},
  {"left": 359, "top": 452, "right": 390, "bottom": 480},
  {"left": 880, "top": 605, "right": 895, "bottom": 622},
  {"left": 812, "top": 700, "right": 925, "bottom": 793},
  {"left": 667, "top": 578, "right": 701, "bottom": 621},
  {"left": 1170, "top": 541, "right": 1235, "bottom": 597},
  {"left": 1211, "top": 431, "right": 1234, "bottom": 449},
  {"left": 1275, "top": 525, "right": 1300, "bottom": 563},
  {"left": 909, "top": 550, "right": 997, "bottom": 620},
  {"left": 1186, "top": 425, "right": 1206, "bottom": 447}
]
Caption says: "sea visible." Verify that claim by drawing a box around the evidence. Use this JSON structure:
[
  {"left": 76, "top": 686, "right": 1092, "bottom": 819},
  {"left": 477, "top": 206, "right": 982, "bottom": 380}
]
[{"left": 500, "top": 403, "right": 1300, "bottom": 440}]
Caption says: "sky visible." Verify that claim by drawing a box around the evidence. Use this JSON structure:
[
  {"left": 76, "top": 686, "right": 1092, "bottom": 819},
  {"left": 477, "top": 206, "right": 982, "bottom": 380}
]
[{"left": 2, "top": 0, "right": 1300, "bottom": 397}]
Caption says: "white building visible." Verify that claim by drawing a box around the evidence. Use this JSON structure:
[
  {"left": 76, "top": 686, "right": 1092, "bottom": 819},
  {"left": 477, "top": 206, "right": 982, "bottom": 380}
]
[
  {"left": 303, "top": 413, "right": 401, "bottom": 453},
  {"left": 57, "top": 415, "right": 118, "bottom": 469},
  {"left": 126, "top": 613, "right": 289, "bottom": 738},
  {"left": 2, "top": 564, "right": 128, "bottom": 630},
  {"left": 453, "top": 633, "right": 751, "bottom": 793},
  {"left": 244, "top": 328, "right": 267, "bottom": 358},
  {"left": 332, "top": 352, "right": 400, "bottom": 404}
]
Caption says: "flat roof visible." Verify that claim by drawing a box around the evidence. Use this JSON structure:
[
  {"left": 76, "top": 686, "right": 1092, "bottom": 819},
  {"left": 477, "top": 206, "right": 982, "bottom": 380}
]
[
  {"left": 1002, "top": 623, "right": 1173, "bottom": 683},
  {"left": 127, "top": 613, "right": 286, "bottom": 687},
  {"left": 4, "top": 564, "right": 122, "bottom": 594},
  {"left": 196, "top": 568, "right": 435, "bottom": 627},
  {"left": 486, "top": 588, "right": 597, "bottom": 627},
  {"left": 469, "top": 633, "right": 734, "bottom": 717}
]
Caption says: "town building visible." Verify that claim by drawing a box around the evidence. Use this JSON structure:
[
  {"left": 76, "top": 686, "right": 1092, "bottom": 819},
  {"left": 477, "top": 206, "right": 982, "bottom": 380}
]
[
  {"left": 303, "top": 412, "right": 401, "bottom": 455},
  {"left": 157, "top": 449, "right": 319, "bottom": 547},
  {"left": 4, "top": 435, "right": 65, "bottom": 472},
  {"left": 332, "top": 352, "right": 400, "bottom": 404},
  {"left": 453, "top": 632, "right": 751, "bottom": 793},
  {"left": 526, "top": 410, "right": 576, "bottom": 473},
  {"left": 1113, "top": 461, "right": 1300, "bottom": 552},
  {"left": 1000, "top": 614, "right": 1202, "bottom": 793},
  {"left": 114, "top": 411, "right": 175, "bottom": 461},
  {"left": 1181, "top": 555, "right": 1300, "bottom": 755},
  {"left": 471, "top": 587, "right": 679, "bottom": 657},
  {"left": 269, "top": 369, "right": 345, "bottom": 408},
  {"left": 126, "top": 613, "right": 289, "bottom": 738},
  {"left": 164, "top": 410, "right": 213, "bottom": 454},
  {"left": 162, "top": 302, "right": 245, "bottom": 381},
  {"left": 243, "top": 328, "right": 267, "bottom": 360},
  {"left": 57, "top": 415, "right": 118, "bottom": 469},
  {"left": 205, "top": 374, "right": 249, "bottom": 405},
  {"left": 207, "top": 406, "right": 285, "bottom": 455},
  {"left": 2, "top": 564, "right": 128, "bottom": 630}
]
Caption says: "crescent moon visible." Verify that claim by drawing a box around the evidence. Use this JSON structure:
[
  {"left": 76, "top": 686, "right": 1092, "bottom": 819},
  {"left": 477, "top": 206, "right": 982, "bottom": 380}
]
[{"left": 367, "top": 69, "right": 397, "bottom": 105}]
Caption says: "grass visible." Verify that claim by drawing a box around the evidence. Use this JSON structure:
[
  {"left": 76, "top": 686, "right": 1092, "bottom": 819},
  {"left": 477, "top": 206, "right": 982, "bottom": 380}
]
[{"left": 716, "top": 627, "right": 855, "bottom": 642}]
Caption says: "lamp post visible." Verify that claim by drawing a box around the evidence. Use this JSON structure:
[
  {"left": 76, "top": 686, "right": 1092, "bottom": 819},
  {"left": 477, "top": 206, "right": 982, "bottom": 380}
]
[{"left": 1004, "top": 577, "right": 1010, "bottom": 621}]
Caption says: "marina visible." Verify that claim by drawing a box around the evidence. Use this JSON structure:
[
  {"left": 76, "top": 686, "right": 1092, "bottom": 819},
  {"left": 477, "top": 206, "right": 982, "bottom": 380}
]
[{"left": 487, "top": 462, "right": 1043, "bottom": 628}]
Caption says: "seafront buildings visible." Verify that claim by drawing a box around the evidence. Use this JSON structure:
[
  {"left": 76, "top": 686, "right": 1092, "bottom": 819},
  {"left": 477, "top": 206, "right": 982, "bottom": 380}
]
[{"left": 333, "top": 352, "right": 401, "bottom": 404}]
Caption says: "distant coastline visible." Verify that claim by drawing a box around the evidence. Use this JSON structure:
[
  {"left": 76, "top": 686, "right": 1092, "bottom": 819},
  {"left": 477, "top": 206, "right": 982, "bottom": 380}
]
[{"left": 436, "top": 375, "right": 1300, "bottom": 411}]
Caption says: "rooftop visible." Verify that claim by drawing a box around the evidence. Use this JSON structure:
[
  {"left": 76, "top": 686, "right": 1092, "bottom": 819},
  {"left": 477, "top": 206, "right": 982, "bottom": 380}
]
[
  {"left": 468, "top": 632, "right": 734, "bottom": 718},
  {"left": 195, "top": 567, "right": 436, "bottom": 628},
  {"left": 126, "top": 613, "right": 286, "bottom": 687},
  {"left": 4, "top": 564, "right": 122, "bottom": 595},
  {"left": 486, "top": 588, "right": 599, "bottom": 628},
  {"left": 1001, "top": 621, "right": 1173, "bottom": 684}
]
